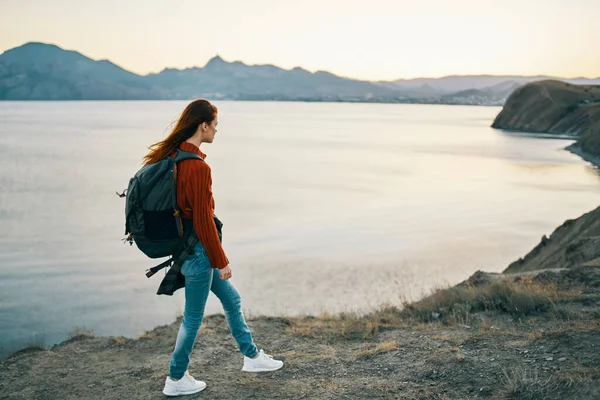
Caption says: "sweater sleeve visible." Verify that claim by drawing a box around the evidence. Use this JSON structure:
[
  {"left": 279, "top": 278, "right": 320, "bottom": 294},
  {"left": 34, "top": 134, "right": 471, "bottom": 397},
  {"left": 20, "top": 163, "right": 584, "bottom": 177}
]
[{"left": 188, "top": 162, "right": 229, "bottom": 269}]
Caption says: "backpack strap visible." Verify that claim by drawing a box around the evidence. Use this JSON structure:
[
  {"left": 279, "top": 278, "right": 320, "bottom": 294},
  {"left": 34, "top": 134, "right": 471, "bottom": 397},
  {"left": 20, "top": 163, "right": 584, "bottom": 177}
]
[
  {"left": 145, "top": 257, "right": 174, "bottom": 278},
  {"left": 145, "top": 227, "right": 198, "bottom": 278},
  {"left": 173, "top": 149, "right": 203, "bottom": 163}
]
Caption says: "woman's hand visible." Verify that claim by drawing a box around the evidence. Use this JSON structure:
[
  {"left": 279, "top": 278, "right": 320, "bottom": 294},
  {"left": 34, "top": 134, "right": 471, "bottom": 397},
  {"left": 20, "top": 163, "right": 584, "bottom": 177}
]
[{"left": 219, "top": 265, "right": 232, "bottom": 280}]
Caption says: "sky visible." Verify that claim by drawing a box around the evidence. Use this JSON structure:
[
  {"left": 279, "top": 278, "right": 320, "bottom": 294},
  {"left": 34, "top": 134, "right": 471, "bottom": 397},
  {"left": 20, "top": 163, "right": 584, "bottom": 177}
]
[{"left": 0, "top": 0, "right": 599, "bottom": 81}]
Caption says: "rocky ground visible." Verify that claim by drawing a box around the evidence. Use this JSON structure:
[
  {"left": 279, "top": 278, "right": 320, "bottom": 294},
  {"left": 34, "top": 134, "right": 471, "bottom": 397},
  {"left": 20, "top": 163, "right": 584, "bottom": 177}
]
[{"left": 2, "top": 263, "right": 600, "bottom": 400}]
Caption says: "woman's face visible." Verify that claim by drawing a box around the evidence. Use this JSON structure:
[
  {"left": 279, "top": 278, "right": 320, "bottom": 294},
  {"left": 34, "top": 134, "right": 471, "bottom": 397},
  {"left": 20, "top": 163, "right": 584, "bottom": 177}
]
[{"left": 201, "top": 116, "right": 218, "bottom": 143}]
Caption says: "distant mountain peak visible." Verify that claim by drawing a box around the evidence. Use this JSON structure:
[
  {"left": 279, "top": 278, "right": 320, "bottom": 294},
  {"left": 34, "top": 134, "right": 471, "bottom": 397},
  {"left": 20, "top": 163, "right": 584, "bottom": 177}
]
[
  {"left": 2, "top": 41, "right": 64, "bottom": 56},
  {"left": 1, "top": 41, "right": 90, "bottom": 65},
  {"left": 291, "top": 66, "right": 310, "bottom": 73},
  {"left": 205, "top": 55, "right": 227, "bottom": 68},
  {"left": 17, "top": 42, "right": 61, "bottom": 50}
]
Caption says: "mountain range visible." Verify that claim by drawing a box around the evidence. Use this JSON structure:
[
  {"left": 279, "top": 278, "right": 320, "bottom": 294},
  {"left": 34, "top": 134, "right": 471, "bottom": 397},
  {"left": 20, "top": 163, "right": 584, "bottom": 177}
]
[{"left": 1, "top": 42, "right": 599, "bottom": 104}]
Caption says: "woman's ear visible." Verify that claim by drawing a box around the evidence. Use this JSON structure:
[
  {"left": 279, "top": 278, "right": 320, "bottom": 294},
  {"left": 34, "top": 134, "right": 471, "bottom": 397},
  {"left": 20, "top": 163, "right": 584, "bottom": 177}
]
[{"left": 201, "top": 122, "right": 208, "bottom": 131}]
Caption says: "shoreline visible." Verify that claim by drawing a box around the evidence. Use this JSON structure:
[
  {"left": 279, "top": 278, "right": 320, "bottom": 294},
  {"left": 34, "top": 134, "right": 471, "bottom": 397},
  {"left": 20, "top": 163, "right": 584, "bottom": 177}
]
[
  {"left": 498, "top": 129, "right": 579, "bottom": 140},
  {"left": 566, "top": 143, "right": 600, "bottom": 169},
  {"left": 3, "top": 265, "right": 599, "bottom": 399},
  {"left": 0, "top": 99, "right": 504, "bottom": 107}
]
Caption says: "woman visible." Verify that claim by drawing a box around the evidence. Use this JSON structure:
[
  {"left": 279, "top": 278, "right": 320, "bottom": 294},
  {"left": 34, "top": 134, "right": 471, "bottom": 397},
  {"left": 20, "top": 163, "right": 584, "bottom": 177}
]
[{"left": 143, "top": 99, "right": 283, "bottom": 397}]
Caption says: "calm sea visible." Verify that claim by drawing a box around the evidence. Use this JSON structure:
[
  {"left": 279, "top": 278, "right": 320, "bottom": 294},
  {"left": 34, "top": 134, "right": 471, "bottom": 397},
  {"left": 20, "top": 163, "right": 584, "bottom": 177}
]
[{"left": 1, "top": 101, "right": 599, "bottom": 357}]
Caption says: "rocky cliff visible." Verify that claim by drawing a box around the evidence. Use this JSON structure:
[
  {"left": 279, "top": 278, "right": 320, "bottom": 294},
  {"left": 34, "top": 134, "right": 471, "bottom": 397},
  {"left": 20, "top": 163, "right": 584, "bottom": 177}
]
[
  {"left": 492, "top": 80, "right": 600, "bottom": 147},
  {"left": 493, "top": 80, "right": 600, "bottom": 273}
]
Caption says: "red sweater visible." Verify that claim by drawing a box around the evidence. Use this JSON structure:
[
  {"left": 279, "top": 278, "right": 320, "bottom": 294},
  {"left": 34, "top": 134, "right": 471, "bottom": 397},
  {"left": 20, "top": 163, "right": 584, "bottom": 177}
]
[{"left": 174, "top": 142, "right": 229, "bottom": 269}]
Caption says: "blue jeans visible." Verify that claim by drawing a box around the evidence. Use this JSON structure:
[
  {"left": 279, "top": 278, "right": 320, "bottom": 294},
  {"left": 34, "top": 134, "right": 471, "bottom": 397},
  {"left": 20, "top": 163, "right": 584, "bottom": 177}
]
[{"left": 169, "top": 242, "right": 258, "bottom": 379}]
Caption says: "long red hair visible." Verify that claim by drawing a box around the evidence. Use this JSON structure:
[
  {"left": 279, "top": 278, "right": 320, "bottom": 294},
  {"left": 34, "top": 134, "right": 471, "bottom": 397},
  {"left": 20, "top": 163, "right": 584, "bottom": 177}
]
[{"left": 144, "top": 99, "right": 218, "bottom": 165}]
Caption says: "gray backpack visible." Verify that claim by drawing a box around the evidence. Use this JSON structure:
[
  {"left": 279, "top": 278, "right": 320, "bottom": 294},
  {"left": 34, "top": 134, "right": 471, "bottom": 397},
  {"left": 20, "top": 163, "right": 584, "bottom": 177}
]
[{"left": 121, "top": 149, "right": 202, "bottom": 277}]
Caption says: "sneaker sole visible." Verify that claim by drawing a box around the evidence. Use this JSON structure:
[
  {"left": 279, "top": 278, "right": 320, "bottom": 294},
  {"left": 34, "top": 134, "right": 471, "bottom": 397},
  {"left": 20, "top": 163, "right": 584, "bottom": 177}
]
[
  {"left": 162, "top": 383, "right": 207, "bottom": 396},
  {"left": 241, "top": 364, "right": 284, "bottom": 373}
]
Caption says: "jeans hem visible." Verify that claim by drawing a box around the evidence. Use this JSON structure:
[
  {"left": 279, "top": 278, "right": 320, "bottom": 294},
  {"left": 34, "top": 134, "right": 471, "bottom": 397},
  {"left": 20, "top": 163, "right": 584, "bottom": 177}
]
[{"left": 245, "top": 348, "right": 259, "bottom": 358}]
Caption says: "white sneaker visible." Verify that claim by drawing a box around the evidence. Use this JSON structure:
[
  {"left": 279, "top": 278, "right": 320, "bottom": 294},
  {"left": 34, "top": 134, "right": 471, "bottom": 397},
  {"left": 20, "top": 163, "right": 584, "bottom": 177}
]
[
  {"left": 242, "top": 349, "right": 284, "bottom": 372},
  {"left": 163, "top": 371, "right": 207, "bottom": 397}
]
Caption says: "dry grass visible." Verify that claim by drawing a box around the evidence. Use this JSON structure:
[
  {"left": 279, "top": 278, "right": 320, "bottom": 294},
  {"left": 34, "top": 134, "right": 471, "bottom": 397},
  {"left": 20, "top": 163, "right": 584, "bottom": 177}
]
[
  {"left": 561, "top": 363, "right": 600, "bottom": 382},
  {"left": 354, "top": 339, "right": 398, "bottom": 359},
  {"left": 68, "top": 327, "right": 95, "bottom": 340},
  {"left": 285, "top": 280, "right": 560, "bottom": 339},
  {"left": 445, "top": 345, "right": 465, "bottom": 361},
  {"left": 284, "top": 313, "right": 372, "bottom": 342},
  {"left": 283, "top": 277, "right": 591, "bottom": 344},
  {"left": 6, "top": 341, "right": 46, "bottom": 359},
  {"left": 325, "top": 378, "right": 338, "bottom": 390},
  {"left": 521, "top": 317, "right": 600, "bottom": 341},
  {"left": 112, "top": 336, "right": 128, "bottom": 345},
  {"left": 276, "top": 348, "right": 335, "bottom": 367},
  {"left": 21, "top": 335, "right": 47, "bottom": 352},
  {"left": 200, "top": 326, "right": 217, "bottom": 335},
  {"left": 430, "top": 334, "right": 450, "bottom": 341},
  {"left": 503, "top": 364, "right": 600, "bottom": 400},
  {"left": 284, "top": 307, "right": 411, "bottom": 342},
  {"left": 400, "top": 279, "right": 563, "bottom": 324}
]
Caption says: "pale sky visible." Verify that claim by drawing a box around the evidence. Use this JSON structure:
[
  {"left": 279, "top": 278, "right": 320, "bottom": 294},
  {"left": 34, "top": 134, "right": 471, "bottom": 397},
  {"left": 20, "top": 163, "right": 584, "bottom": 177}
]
[{"left": 0, "top": 0, "right": 599, "bottom": 80}]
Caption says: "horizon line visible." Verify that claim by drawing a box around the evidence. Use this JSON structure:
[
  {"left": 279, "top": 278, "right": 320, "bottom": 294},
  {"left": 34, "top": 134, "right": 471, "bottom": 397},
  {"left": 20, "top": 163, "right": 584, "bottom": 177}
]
[{"left": 3, "top": 41, "right": 600, "bottom": 83}]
